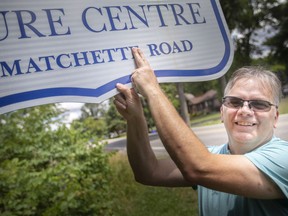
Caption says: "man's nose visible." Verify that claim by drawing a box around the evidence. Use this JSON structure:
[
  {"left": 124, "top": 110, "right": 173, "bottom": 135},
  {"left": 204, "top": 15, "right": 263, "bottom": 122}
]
[{"left": 239, "top": 101, "right": 254, "bottom": 114}]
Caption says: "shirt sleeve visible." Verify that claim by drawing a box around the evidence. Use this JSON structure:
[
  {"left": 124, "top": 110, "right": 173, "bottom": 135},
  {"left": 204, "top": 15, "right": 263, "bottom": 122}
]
[{"left": 245, "top": 137, "right": 288, "bottom": 198}]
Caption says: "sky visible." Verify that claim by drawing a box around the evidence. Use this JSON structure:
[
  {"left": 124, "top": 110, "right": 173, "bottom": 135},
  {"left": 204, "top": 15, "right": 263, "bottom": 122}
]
[
  {"left": 59, "top": 102, "right": 84, "bottom": 123},
  {"left": 59, "top": 99, "right": 110, "bottom": 124}
]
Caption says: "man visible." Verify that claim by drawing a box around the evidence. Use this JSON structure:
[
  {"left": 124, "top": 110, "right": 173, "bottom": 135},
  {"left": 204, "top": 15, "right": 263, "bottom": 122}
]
[{"left": 114, "top": 48, "right": 288, "bottom": 215}]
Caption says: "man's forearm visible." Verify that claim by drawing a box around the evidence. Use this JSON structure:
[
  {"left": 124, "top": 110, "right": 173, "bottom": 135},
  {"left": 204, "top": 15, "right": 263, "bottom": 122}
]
[
  {"left": 126, "top": 114, "right": 159, "bottom": 184},
  {"left": 145, "top": 88, "right": 210, "bottom": 179}
]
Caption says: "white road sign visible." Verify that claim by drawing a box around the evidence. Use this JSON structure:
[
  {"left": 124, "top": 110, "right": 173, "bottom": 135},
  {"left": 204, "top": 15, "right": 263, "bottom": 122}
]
[{"left": 0, "top": 0, "right": 234, "bottom": 114}]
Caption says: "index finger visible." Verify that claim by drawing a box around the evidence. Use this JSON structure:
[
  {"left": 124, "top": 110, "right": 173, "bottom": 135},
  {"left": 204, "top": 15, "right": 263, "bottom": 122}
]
[{"left": 132, "top": 48, "right": 150, "bottom": 68}]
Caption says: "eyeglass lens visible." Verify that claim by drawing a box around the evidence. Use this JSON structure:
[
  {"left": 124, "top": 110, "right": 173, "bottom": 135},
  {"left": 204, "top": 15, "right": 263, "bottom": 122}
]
[{"left": 222, "top": 96, "right": 274, "bottom": 112}]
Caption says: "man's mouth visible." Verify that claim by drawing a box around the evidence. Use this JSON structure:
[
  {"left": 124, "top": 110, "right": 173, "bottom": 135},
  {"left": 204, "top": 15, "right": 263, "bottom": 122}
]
[{"left": 235, "top": 121, "right": 256, "bottom": 126}]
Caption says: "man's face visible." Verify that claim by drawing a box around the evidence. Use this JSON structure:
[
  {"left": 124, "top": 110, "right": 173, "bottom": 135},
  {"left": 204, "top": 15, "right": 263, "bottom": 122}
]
[{"left": 220, "top": 78, "right": 279, "bottom": 153}]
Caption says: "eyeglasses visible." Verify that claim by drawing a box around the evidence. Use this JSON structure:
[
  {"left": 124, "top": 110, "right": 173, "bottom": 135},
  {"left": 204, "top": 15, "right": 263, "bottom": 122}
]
[{"left": 222, "top": 96, "right": 278, "bottom": 112}]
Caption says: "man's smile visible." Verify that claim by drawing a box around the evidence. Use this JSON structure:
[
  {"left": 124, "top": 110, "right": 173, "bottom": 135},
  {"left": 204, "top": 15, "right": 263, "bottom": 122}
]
[{"left": 235, "top": 121, "right": 257, "bottom": 126}]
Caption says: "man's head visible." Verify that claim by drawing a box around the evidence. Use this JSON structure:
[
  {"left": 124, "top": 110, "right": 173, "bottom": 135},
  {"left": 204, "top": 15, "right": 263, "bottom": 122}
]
[
  {"left": 224, "top": 66, "right": 282, "bottom": 106},
  {"left": 221, "top": 66, "right": 282, "bottom": 153}
]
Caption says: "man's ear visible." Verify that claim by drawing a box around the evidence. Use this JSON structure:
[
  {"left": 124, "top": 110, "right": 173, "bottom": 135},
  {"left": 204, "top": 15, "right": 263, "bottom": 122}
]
[{"left": 273, "top": 110, "right": 279, "bottom": 128}]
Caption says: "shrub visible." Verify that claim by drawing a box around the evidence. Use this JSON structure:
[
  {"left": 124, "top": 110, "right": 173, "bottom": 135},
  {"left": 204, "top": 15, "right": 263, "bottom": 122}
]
[{"left": 0, "top": 105, "right": 114, "bottom": 216}]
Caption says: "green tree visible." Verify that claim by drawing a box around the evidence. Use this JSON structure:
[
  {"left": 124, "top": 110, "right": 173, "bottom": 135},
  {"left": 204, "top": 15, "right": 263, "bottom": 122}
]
[
  {"left": 160, "top": 83, "right": 180, "bottom": 109},
  {"left": 221, "top": 0, "right": 278, "bottom": 62},
  {"left": 105, "top": 100, "right": 126, "bottom": 137},
  {"left": 71, "top": 117, "right": 107, "bottom": 140},
  {"left": 217, "top": 0, "right": 280, "bottom": 94},
  {"left": 0, "top": 105, "right": 113, "bottom": 215},
  {"left": 265, "top": 1, "right": 288, "bottom": 75},
  {"left": 71, "top": 102, "right": 108, "bottom": 139}
]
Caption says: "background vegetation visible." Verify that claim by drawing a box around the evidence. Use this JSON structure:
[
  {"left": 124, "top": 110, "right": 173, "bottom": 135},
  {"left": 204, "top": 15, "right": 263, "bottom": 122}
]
[
  {"left": 1, "top": 0, "right": 288, "bottom": 215},
  {"left": 109, "top": 154, "right": 198, "bottom": 216},
  {"left": 0, "top": 105, "right": 114, "bottom": 215}
]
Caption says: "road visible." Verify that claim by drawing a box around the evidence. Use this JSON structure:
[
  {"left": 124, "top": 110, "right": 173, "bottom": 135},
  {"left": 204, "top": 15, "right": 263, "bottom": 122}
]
[{"left": 105, "top": 114, "right": 288, "bottom": 156}]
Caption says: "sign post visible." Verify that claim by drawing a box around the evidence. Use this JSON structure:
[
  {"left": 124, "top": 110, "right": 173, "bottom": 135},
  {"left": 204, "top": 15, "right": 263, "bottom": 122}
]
[{"left": 0, "top": 0, "right": 234, "bottom": 114}]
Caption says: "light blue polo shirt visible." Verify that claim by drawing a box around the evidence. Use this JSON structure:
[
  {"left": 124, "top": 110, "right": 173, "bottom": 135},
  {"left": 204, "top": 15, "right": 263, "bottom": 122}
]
[{"left": 197, "top": 137, "right": 288, "bottom": 216}]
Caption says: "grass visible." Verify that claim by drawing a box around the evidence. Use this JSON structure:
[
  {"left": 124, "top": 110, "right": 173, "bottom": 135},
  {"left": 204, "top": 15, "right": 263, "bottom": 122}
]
[
  {"left": 279, "top": 97, "right": 288, "bottom": 114},
  {"left": 109, "top": 154, "right": 198, "bottom": 216},
  {"left": 190, "top": 112, "right": 221, "bottom": 126}
]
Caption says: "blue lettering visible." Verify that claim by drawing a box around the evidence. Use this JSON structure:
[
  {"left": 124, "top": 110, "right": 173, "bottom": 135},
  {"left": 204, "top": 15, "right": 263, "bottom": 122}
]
[
  {"left": 81, "top": 4, "right": 206, "bottom": 33},
  {"left": 172, "top": 42, "right": 182, "bottom": 53},
  {"left": 56, "top": 54, "right": 72, "bottom": 68},
  {"left": 27, "top": 58, "right": 42, "bottom": 73},
  {"left": 43, "top": 8, "right": 71, "bottom": 36},
  {"left": 90, "top": 50, "right": 105, "bottom": 64},
  {"left": 0, "top": 11, "right": 9, "bottom": 41},
  {"left": 159, "top": 42, "right": 172, "bottom": 54},
  {"left": 104, "top": 6, "right": 128, "bottom": 31},
  {"left": 123, "top": 5, "right": 149, "bottom": 29},
  {"left": 147, "top": 5, "right": 169, "bottom": 27},
  {"left": 82, "top": 7, "right": 107, "bottom": 33},
  {"left": 12, "top": 10, "right": 46, "bottom": 39},
  {"left": 102, "top": 48, "right": 116, "bottom": 62},
  {"left": 181, "top": 40, "right": 193, "bottom": 51},
  {"left": 115, "top": 47, "right": 129, "bottom": 60},
  {"left": 39, "top": 55, "right": 55, "bottom": 71},
  {"left": 0, "top": 60, "right": 23, "bottom": 77},
  {"left": 71, "top": 52, "right": 91, "bottom": 66},
  {"left": 169, "top": 4, "right": 190, "bottom": 26},
  {"left": 147, "top": 43, "right": 161, "bottom": 56},
  {"left": 187, "top": 3, "right": 206, "bottom": 24},
  {"left": 147, "top": 40, "right": 193, "bottom": 56}
]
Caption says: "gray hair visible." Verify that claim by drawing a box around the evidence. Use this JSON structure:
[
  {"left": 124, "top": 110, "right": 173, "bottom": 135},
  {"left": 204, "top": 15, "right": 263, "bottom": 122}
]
[{"left": 224, "top": 66, "right": 282, "bottom": 106}]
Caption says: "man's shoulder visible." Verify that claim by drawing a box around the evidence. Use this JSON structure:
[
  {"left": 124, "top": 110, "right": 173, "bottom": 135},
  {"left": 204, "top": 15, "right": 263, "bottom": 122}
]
[
  {"left": 255, "top": 137, "right": 288, "bottom": 152},
  {"left": 245, "top": 136, "right": 288, "bottom": 160}
]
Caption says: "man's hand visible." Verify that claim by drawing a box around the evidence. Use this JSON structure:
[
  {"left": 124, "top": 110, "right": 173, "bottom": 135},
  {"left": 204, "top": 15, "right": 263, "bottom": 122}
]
[
  {"left": 130, "top": 48, "right": 160, "bottom": 99},
  {"left": 114, "top": 47, "right": 159, "bottom": 120},
  {"left": 114, "top": 83, "right": 143, "bottom": 121}
]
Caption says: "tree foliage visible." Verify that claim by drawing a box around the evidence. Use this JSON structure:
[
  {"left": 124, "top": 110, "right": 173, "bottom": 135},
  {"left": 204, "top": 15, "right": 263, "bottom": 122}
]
[
  {"left": 265, "top": 1, "right": 288, "bottom": 72},
  {"left": 70, "top": 102, "right": 109, "bottom": 139},
  {"left": 0, "top": 105, "right": 113, "bottom": 215},
  {"left": 71, "top": 116, "right": 107, "bottom": 140},
  {"left": 105, "top": 100, "right": 126, "bottom": 137},
  {"left": 215, "top": 0, "right": 287, "bottom": 94}
]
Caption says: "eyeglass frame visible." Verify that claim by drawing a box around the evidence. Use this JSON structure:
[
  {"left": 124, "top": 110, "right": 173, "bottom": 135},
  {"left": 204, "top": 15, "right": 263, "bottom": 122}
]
[{"left": 222, "top": 96, "right": 278, "bottom": 112}]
